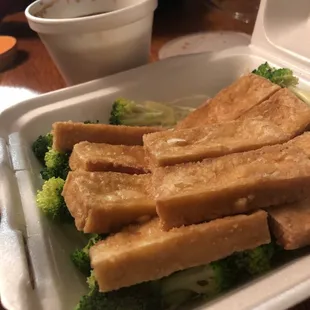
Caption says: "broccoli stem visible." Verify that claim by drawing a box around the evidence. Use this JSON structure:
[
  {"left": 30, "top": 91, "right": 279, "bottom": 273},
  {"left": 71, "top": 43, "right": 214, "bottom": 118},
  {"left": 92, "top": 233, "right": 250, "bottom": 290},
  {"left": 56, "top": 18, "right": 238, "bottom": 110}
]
[
  {"left": 32, "top": 133, "right": 53, "bottom": 165},
  {"left": 109, "top": 98, "right": 194, "bottom": 127},
  {"left": 40, "top": 149, "right": 71, "bottom": 180},
  {"left": 71, "top": 235, "right": 104, "bottom": 276}
]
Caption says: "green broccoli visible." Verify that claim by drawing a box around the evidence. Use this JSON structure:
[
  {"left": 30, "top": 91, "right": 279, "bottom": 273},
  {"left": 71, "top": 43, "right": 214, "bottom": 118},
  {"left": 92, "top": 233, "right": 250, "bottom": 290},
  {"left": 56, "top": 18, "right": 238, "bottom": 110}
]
[
  {"left": 252, "top": 62, "right": 310, "bottom": 105},
  {"left": 233, "top": 242, "right": 276, "bottom": 276},
  {"left": 252, "top": 62, "right": 299, "bottom": 88},
  {"left": 74, "top": 242, "right": 278, "bottom": 310},
  {"left": 71, "top": 234, "right": 103, "bottom": 276},
  {"left": 40, "top": 149, "right": 70, "bottom": 180},
  {"left": 75, "top": 257, "right": 238, "bottom": 310},
  {"left": 84, "top": 120, "right": 100, "bottom": 124},
  {"left": 87, "top": 270, "right": 97, "bottom": 291},
  {"left": 75, "top": 281, "right": 161, "bottom": 310},
  {"left": 32, "top": 133, "right": 53, "bottom": 165},
  {"left": 159, "top": 257, "right": 238, "bottom": 309},
  {"left": 158, "top": 244, "right": 276, "bottom": 309},
  {"left": 36, "top": 177, "right": 73, "bottom": 222},
  {"left": 109, "top": 98, "right": 194, "bottom": 127}
]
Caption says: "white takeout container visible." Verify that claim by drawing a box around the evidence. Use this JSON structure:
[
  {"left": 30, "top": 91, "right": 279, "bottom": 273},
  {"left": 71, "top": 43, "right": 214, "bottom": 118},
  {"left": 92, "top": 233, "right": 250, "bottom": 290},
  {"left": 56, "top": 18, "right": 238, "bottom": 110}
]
[
  {"left": 25, "top": 0, "right": 157, "bottom": 85},
  {"left": 2, "top": 0, "right": 310, "bottom": 309}
]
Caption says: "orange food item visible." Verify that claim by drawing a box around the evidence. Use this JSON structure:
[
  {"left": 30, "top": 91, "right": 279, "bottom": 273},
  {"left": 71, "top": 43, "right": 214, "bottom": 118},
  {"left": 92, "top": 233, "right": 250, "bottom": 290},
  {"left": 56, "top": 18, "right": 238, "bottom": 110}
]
[{"left": 0, "top": 36, "right": 17, "bottom": 71}]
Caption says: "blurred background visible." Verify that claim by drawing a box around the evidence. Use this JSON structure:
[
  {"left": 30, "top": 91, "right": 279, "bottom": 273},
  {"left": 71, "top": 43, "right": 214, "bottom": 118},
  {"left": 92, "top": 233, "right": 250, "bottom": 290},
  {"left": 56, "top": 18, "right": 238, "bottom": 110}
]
[{"left": 0, "top": 0, "right": 260, "bottom": 92}]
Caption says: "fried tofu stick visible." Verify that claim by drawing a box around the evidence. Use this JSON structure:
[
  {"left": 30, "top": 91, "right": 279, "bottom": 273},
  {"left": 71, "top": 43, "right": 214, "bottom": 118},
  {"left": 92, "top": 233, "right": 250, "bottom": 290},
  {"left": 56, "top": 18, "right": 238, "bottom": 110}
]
[
  {"left": 153, "top": 137, "right": 310, "bottom": 230},
  {"left": 268, "top": 198, "right": 310, "bottom": 250},
  {"left": 62, "top": 171, "right": 156, "bottom": 234},
  {"left": 285, "top": 132, "right": 310, "bottom": 155},
  {"left": 52, "top": 121, "right": 162, "bottom": 152},
  {"left": 143, "top": 118, "right": 290, "bottom": 169},
  {"left": 176, "top": 74, "right": 280, "bottom": 129},
  {"left": 90, "top": 210, "right": 270, "bottom": 292},
  {"left": 266, "top": 133, "right": 310, "bottom": 250},
  {"left": 239, "top": 88, "right": 310, "bottom": 137},
  {"left": 69, "top": 141, "right": 150, "bottom": 174}
]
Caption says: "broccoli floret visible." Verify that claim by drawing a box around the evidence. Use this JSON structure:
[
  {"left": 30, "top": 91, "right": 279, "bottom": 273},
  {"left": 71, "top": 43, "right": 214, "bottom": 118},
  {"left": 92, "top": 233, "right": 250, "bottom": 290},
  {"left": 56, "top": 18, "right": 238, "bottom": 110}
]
[
  {"left": 84, "top": 120, "right": 100, "bottom": 124},
  {"left": 75, "top": 259, "right": 237, "bottom": 310},
  {"left": 74, "top": 243, "right": 278, "bottom": 310},
  {"left": 252, "top": 62, "right": 299, "bottom": 88},
  {"left": 76, "top": 282, "right": 161, "bottom": 310},
  {"left": 40, "top": 149, "right": 70, "bottom": 180},
  {"left": 159, "top": 257, "right": 238, "bottom": 309},
  {"left": 71, "top": 234, "right": 103, "bottom": 276},
  {"left": 252, "top": 63, "right": 310, "bottom": 105},
  {"left": 234, "top": 242, "right": 276, "bottom": 276},
  {"left": 32, "top": 133, "right": 53, "bottom": 165},
  {"left": 71, "top": 248, "right": 91, "bottom": 277},
  {"left": 36, "top": 177, "right": 73, "bottom": 222},
  {"left": 87, "top": 270, "right": 97, "bottom": 291},
  {"left": 109, "top": 98, "right": 194, "bottom": 127},
  {"left": 157, "top": 244, "right": 276, "bottom": 309}
]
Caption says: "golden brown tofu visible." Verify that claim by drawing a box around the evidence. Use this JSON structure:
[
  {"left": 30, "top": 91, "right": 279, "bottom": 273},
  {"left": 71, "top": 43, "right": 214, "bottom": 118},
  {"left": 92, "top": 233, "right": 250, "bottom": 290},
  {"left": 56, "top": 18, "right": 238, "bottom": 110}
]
[
  {"left": 268, "top": 198, "right": 310, "bottom": 250},
  {"left": 286, "top": 132, "right": 310, "bottom": 156},
  {"left": 69, "top": 141, "right": 150, "bottom": 174},
  {"left": 143, "top": 118, "right": 290, "bottom": 168},
  {"left": 52, "top": 121, "right": 162, "bottom": 152},
  {"left": 62, "top": 171, "right": 156, "bottom": 234},
  {"left": 239, "top": 88, "right": 310, "bottom": 137},
  {"left": 176, "top": 74, "right": 280, "bottom": 129},
  {"left": 90, "top": 211, "right": 270, "bottom": 292},
  {"left": 153, "top": 143, "right": 310, "bottom": 230}
]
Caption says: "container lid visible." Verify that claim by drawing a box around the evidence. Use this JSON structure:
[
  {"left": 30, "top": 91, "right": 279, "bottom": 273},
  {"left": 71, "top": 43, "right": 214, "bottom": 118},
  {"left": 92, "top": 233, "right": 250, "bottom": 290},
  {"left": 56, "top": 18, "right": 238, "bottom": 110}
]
[
  {"left": 251, "top": 0, "right": 310, "bottom": 72},
  {"left": 158, "top": 31, "right": 251, "bottom": 60}
]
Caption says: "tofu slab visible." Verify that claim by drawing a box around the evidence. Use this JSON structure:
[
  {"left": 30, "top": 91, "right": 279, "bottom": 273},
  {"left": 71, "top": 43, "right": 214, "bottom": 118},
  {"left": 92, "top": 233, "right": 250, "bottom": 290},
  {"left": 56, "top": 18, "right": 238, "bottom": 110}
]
[
  {"left": 286, "top": 132, "right": 310, "bottom": 156},
  {"left": 69, "top": 141, "right": 150, "bottom": 174},
  {"left": 176, "top": 74, "right": 280, "bottom": 129},
  {"left": 239, "top": 88, "right": 310, "bottom": 137},
  {"left": 143, "top": 118, "right": 290, "bottom": 168},
  {"left": 62, "top": 171, "right": 156, "bottom": 234},
  {"left": 153, "top": 141, "right": 310, "bottom": 230},
  {"left": 52, "top": 121, "right": 162, "bottom": 152},
  {"left": 90, "top": 211, "right": 270, "bottom": 292},
  {"left": 268, "top": 198, "right": 310, "bottom": 250}
]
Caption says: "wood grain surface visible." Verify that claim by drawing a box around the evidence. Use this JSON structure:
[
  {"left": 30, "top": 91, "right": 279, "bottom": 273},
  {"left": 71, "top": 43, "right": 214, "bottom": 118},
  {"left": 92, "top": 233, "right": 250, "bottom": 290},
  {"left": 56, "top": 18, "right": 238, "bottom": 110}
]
[{"left": 0, "top": 1, "right": 309, "bottom": 309}]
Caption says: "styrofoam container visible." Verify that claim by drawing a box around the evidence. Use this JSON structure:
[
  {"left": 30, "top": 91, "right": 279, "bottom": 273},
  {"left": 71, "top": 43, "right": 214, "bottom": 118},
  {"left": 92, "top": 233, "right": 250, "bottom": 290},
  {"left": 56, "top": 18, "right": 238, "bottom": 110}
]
[
  {"left": 2, "top": 0, "right": 310, "bottom": 309},
  {"left": 25, "top": 0, "right": 157, "bottom": 85}
]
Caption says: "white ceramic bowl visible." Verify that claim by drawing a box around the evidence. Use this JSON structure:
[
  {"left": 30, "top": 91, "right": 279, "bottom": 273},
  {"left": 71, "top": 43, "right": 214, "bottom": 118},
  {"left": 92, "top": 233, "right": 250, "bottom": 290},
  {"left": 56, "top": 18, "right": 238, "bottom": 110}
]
[{"left": 25, "top": 0, "right": 157, "bottom": 85}]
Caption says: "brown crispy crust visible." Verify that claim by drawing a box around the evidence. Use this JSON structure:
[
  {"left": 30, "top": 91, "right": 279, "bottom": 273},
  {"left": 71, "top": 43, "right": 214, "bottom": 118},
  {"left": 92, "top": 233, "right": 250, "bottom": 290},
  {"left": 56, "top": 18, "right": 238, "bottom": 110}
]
[
  {"left": 69, "top": 141, "right": 150, "bottom": 174},
  {"left": 143, "top": 118, "right": 290, "bottom": 169},
  {"left": 176, "top": 74, "right": 280, "bottom": 129},
  {"left": 62, "top": 170, "right": 156, "bottom": 234},
  {"left": 283, "top": 132, "right": 310, "bottom": 156},
  {"left": 153, "top": 136, "right": 310, "bottom": 230},
  {"left": 90, "top": 211, "right": 270, "bottom": 292},
  {"left": 268, "top": 197, "right": 310, "bottom": 250},
  {"left": 52, "top": 121, "right": 162, "bottom": 152},
  {"left": 239, "top": 88, "right": 310, "bottom": 137}
]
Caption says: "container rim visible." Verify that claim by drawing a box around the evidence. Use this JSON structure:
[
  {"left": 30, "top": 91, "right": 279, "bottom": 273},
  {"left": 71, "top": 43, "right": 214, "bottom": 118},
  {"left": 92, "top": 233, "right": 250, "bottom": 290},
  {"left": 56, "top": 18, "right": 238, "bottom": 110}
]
[{"left": 25, "top": 0, "right": 157, "bottom": 26}]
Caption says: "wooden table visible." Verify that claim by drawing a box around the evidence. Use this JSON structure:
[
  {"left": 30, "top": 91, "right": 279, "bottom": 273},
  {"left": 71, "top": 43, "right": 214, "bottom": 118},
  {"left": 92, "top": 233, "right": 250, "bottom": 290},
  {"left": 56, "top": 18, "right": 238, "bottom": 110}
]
[{"left": 0, "top": 1, "right": 309, "bottom": 310}]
